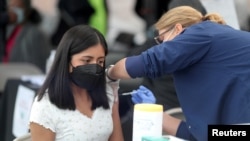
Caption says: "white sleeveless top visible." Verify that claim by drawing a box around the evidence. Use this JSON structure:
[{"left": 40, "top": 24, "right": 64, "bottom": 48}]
[{"left": 29, "top": 77, "right": 119, "bottom": 141}]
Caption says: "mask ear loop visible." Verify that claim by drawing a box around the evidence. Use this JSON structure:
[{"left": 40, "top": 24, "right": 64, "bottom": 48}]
[{"left": 163, "top": 28, "right": 175, "bottom": 43}]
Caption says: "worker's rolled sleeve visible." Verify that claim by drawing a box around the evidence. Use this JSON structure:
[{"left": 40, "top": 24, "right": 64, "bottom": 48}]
[{"left": 125, "top": 55, "right": 145, "bottom": 78}]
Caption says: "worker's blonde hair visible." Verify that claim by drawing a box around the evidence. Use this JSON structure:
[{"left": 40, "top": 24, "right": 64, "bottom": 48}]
[{"left": 155, "top": 6, "right": 226, "bottom": 30}]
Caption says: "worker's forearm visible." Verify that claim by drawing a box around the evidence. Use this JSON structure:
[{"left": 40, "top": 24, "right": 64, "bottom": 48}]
[{"left": 107, "top": 58, "right": 131, "bottom": 80}]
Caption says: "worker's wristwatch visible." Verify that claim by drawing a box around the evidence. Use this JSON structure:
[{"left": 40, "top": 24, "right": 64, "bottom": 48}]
[{"left": 106, "top": 65, "right": 117, "bottom": 81}]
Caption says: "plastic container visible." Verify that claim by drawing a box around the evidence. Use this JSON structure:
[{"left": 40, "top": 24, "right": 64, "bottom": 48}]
[{"left": 133, "top": 104, "right": 163, "bottom": 141}]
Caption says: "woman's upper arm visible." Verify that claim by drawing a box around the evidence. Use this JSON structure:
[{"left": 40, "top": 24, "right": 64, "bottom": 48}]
[
  {"left": 109, "top": 101, "right": 124, "bottom": 141},
  {"left": 105, "top": 77, "right": 124, "bottom": 140},
  {"left": 29, "top": 95, "right": 56, "bottom": 140},
  {"left": 29, "top": 122, "right": 55, "bottom": 141}
]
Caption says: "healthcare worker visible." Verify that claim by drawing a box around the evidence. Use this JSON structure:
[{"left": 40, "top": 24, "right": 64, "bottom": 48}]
[{"left": 106, "top": 6, "right": 250, "bottom": 141}]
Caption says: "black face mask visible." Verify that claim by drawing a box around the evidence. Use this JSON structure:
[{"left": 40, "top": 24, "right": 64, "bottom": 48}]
[{"left": 70, "top": 64, "right": 104, "bottom": 90}]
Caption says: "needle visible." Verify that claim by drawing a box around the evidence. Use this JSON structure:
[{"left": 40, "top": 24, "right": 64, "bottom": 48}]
[{"left": 121, "top": 92, "right": 133, "bottom": 96}]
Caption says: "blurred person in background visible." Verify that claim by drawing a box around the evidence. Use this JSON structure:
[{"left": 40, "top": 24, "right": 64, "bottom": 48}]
[
  {"left": 0, "top": 0, "right": 8, "bottom": 60},
  {"left": 168, "top": 0, "right": 206, "bottom": 15},
  {"left": 50, "top": 0, "right": 95, "bottom": 47},
  {"left": 2, "top": 0, "right": 51, "bottom": 73},
  {"left": 0, "top": 2, "right": 17, "bottom": 26}
]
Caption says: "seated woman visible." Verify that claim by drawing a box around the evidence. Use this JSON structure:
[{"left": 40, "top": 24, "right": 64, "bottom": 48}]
[{"left": 29, "top": 25, "right": 124, "bottom": 141}]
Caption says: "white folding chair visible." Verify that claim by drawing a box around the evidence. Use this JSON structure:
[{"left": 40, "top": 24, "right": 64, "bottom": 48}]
[{"left": 0, "top": 62, "right": 43, "bottom": 92}]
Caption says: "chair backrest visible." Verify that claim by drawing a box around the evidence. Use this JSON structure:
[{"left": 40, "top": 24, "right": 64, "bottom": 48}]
[
  {"left": 0, "top": 63, "right": 43, "bottom": 92},
  {"left": 165, "top": 107, "right": 185, "bottom": 121},
  {"left": 13, "top": 133, "right": 31, "bottom": 141}
]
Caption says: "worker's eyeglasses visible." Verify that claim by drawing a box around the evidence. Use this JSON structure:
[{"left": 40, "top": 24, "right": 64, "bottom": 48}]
[{"left": 154, "top": 27, "right": 173, "bottom": 45}]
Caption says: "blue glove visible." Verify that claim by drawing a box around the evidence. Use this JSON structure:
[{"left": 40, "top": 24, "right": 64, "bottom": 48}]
[{"left": 131, "top": 85, "right": 156, "bottom": 104}]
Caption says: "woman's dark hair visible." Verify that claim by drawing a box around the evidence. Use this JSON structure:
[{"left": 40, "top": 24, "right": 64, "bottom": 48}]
[{"left": 37, "top": 25, "right": 109, "bottom": 110}]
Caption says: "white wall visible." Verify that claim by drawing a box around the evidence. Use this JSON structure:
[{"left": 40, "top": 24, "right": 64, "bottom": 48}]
[{"left": 200, "top": 0, "right": 240, "bottom": 29}]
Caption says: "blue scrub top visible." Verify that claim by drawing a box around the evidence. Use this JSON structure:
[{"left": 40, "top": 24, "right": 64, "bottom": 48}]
[{"left": 125, "top": 21, "right": 250, "bottom": 141}]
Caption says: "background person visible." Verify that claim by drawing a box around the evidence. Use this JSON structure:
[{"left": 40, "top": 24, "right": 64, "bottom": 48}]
[
  {"left": 2, "top": 0, "right": 51, "bottom": 73},
  {"left": 107, "top": 6, "right": 250, "bottom": 141},
  {"left": 29, "top": 25, "right": 124, "bottom": 141}
]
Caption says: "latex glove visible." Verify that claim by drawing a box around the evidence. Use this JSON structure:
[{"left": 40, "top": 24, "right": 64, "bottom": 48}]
[{"left": 131, "top": 85, "right": 156, "bottom": 104}]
